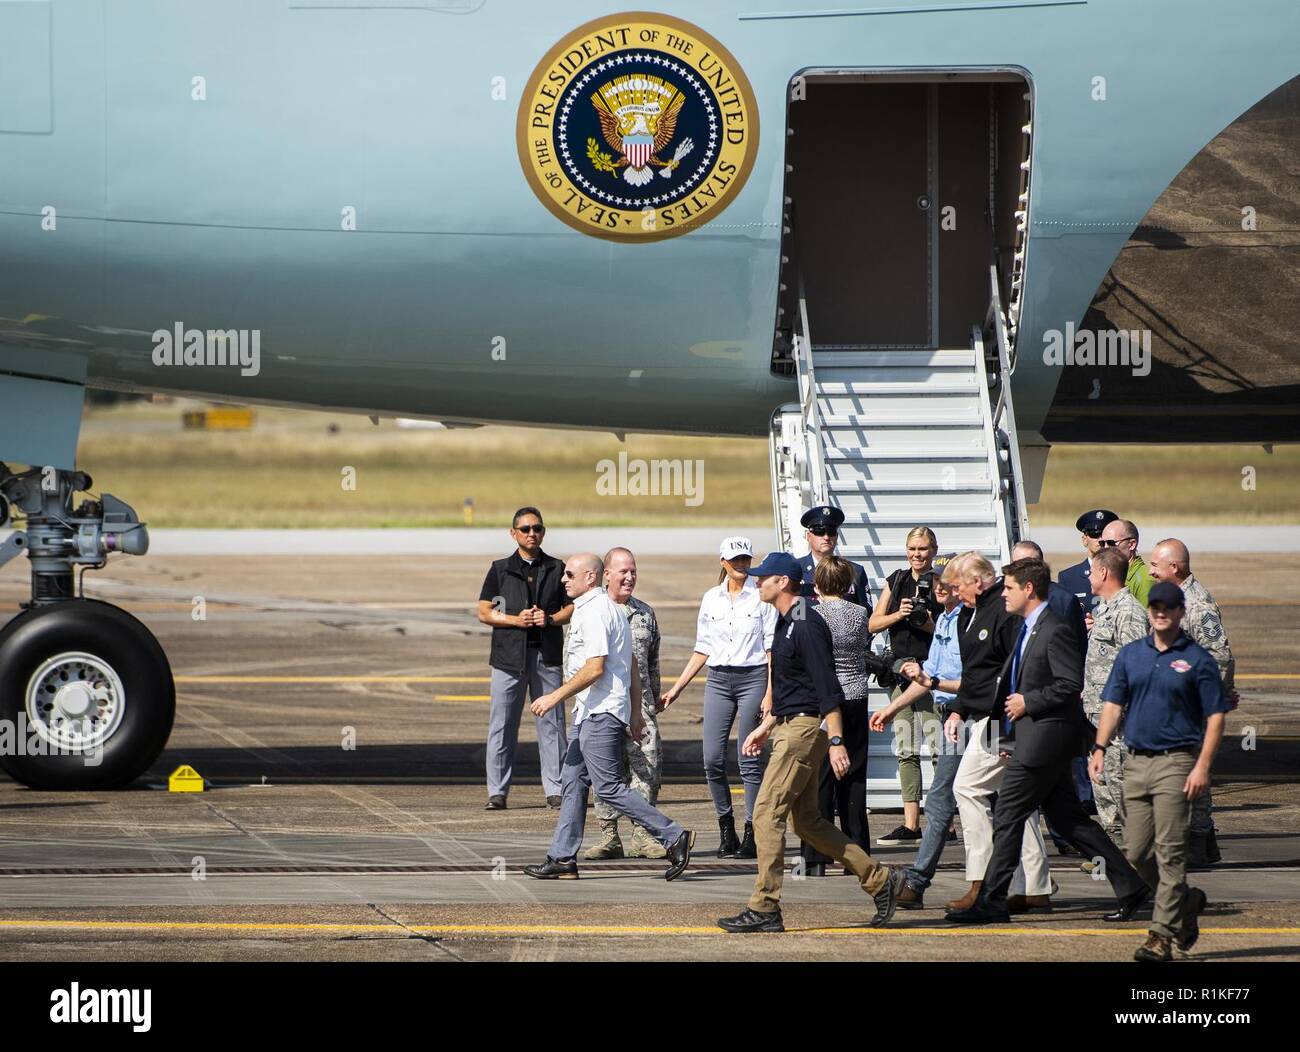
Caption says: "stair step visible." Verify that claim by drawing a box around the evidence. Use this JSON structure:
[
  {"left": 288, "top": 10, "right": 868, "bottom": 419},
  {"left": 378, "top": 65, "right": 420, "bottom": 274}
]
[
  {"left": 823, "top": 446, "right": 988, "bottom": 461},
  {"left": 815, "top": 378, "right": 981, "bottom": 395},
  {"left": 820, "top": 413, "right": 983, "bottom": 428},
  {"left": 838, "top": 513, "right": 1000, "bottom": 526},
  {"left": 827, "top": 478, "right": 991, "bottom": 493},
  {"left": 838, "top": 546, "right": 1003, "bottom": 560},
  {"left": 811, "top": 348, "right": 976, "bottom": 368}
]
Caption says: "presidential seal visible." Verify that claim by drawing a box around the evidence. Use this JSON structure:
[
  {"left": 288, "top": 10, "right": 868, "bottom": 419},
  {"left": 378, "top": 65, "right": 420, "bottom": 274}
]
[{"left": 517, "top": 12, "right": 758, "bottom": 242}]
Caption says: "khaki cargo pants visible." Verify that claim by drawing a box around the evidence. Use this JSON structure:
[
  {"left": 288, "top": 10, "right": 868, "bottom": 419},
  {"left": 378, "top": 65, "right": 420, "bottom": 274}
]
[
  {"left": 1124, "top": 749, "right": 1196, "bottom": 940},
  {"left": 748, "top": 715, "right": 890, "bottom": 914}
]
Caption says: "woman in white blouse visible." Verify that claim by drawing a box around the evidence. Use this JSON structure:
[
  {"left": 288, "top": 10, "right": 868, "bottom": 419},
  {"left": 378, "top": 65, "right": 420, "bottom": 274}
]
[{"left": 661, "top": 536, "right": 776, "bottom": 858}]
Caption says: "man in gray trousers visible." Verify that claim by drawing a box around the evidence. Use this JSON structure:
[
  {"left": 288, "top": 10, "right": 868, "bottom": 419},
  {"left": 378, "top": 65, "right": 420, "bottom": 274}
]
[
  {"left": 523, "top": 552, "right": 695, "bottom": 880},
  {"left": 476, "top": 507, "right": 572, "bottom": 810}
]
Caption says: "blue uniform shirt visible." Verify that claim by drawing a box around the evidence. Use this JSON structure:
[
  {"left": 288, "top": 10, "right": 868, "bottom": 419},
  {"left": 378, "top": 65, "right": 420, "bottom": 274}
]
[
  {"left": 1102, "top": 633, "right": 1230, "bottom": 751},
  {"left": 921, "top": 605, "right": 963, "bottom": 709}
]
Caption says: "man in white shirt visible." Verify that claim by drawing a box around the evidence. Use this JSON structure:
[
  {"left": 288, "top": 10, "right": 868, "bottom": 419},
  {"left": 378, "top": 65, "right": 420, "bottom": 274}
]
[{"left": 523, "top": 552, "right": 695, "bottom": 880}]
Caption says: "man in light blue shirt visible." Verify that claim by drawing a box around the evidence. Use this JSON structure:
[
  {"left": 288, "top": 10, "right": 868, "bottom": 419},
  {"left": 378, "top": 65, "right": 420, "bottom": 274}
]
[{"left": 870, "top": 566, "right": 964, "bottom": 908}]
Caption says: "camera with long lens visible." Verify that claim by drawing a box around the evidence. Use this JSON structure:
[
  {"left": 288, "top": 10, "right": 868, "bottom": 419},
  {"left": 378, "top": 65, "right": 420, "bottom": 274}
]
[{"left": 863, "top": 649, "right": 914, "bottom": 692}]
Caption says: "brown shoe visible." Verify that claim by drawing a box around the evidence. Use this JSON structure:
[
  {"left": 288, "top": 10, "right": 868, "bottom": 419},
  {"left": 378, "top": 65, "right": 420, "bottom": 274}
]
[
  {"left": 1134, "top": 931, "right": 1172, "bottom": 962},
  {"left": 945, "top": 880, "right": 982, "bottom": 911},
  {"left": 1007, "top": 894, "right": 1053, "bottom": 913},
  {"left": 897, "top": 883, "right": 925, "bottom": 910}
]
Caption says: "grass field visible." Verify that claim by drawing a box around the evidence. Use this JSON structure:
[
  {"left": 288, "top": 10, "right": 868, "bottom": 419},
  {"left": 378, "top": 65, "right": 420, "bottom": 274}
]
[{"left": 72, "top": 401, "right": 1300, "bottom": 528}]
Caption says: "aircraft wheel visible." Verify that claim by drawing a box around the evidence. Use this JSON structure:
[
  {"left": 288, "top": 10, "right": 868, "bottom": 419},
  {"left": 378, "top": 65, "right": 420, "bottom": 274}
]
[{"left": 0, "top": 599, "right": 175, "bottom": 789}]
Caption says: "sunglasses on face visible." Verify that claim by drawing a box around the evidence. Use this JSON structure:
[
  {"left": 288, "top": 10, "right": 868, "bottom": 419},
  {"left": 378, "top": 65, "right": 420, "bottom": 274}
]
[
  {"left": 515, "top": 524, "right": 544, "bottom": 535},
  {"left": 808, "top": 527, "right": 837, "bottom": 538},
  {"left": 1099, "top": 537, "right": 1135, "bottom": 547}
]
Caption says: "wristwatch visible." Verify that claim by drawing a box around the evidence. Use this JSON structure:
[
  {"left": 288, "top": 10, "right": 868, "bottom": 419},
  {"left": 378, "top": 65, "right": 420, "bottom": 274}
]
[
  {"left": 1090, "top": 743, "right": 1107, "bottom": 756},
  {"left": 543, "top": 613, "right": 554, "bottom": 627},
  {"left": 829, "top": 735, "right": 844, "bottom": 747}
]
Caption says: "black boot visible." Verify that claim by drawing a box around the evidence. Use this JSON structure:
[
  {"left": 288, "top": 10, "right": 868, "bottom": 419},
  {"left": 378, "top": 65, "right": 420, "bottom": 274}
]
[
  {"left": 717, "top": 814, "right": 741, "bottom": 858},
  {"left": 1205, "top": 828, "right": 1222, "bottom": 864},
  {"left": 737, "top": 820, "right": 757, "bottom": 859}
]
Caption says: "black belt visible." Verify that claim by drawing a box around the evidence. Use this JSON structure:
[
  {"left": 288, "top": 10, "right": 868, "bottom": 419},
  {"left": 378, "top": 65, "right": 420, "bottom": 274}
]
[
  {"left": 775, "top": 712, "right": 820, "bottom": 724},
  {"left": 709, "top": 664, "right": 766, "bottom": 673},
  {"left": 1127, "top": 745, "right": 1196, "bottom": 758}
]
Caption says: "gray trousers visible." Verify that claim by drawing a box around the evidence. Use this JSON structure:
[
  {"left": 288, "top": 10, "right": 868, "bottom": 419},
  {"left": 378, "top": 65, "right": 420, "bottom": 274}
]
[
  {"left": 702, "top": 664, "right": 769, "bottom": 822},
  {"left": 548, "top": 714, "right": 684, "bottom": 862},
  {"left": 486, "top": 648, "right": 565, "bottom": 798}
]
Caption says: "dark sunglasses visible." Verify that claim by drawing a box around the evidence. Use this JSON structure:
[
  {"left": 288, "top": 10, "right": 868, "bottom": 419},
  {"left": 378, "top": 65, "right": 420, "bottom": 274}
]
[
  {"left": 515, "top": 524, "right": 545, "bottom": 534},
  {"left": 1099, "top": 537, "right": 1135, "bottom": 547},
  {"left": 562, "top": 568, "right": 581, "bottom": 579},
  {"left": 808, "top": 527, "right": 837, "bottom": 538}
]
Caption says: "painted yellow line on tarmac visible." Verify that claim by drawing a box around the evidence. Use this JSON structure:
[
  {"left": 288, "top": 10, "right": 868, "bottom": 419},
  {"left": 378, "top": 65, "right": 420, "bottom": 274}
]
[
  {"left": 1237, "top": 674, "right": 1300, "bottom": 680},
  {"left": 432, "top": 694, "right": 492, "bottom": 702},
  {"left": 0, "top": 918, "right": 1296, "bottom": 938},
  {"left": 174, "top": 675, "right": 490, "bottom": 684}
]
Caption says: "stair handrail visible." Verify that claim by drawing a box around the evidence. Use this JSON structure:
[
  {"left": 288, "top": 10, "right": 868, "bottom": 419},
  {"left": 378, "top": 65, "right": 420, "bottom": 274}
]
[
  {"left": 795, "top": 283, "right": 828, "bottom": 508},
  {"left": 985, "top": 264, "right": 1031, "bottom": 543},
  {"left": 970, "top": 323, "right": 1012, "bottom": 567}
]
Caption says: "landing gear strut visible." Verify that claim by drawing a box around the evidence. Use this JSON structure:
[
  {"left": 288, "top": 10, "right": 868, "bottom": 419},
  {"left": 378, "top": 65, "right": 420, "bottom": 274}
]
[{"left": 0, "top": 465, "right": 174, "bottom": 789}]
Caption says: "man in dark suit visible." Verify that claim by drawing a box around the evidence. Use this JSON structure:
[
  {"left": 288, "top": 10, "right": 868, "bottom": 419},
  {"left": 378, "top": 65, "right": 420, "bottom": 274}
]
[
  {"left": 1014, "top": 540, "right": 1093, "bottom": 829},
  {"left": 1057, "top": 509, "right": 1119, "bottom": 613},
  {"left": 947, "top": 558, "right": 1149, "bottom": 924}
]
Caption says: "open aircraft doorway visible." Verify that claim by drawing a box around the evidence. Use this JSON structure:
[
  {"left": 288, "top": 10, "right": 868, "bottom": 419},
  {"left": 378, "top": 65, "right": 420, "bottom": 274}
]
[{"left": 775, "top": 69, "right": 1033, "bottom": 362}]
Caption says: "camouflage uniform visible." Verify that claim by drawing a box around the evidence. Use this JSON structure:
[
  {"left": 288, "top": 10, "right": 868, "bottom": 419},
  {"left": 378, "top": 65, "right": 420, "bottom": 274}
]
[
  {"left": 1180, "top": 573, "right": 1234, "bottom": 834},
  {"left": 1084, "top": 586, "right": 1148, "bottom": 837},
  {"left": 569, "top": 595, "right": 662, "bottom": 823}
]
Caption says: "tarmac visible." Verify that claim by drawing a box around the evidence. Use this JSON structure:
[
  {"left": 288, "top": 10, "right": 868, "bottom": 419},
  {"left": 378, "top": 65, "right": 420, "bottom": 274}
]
[{"left": 0, "top": 548, "right": 1297, "bottom": 962}]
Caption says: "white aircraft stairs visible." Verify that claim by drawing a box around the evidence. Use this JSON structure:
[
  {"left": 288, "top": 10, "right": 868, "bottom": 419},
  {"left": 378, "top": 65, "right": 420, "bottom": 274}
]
[{"left": 769, "top": 266, "right": 1031, "bottom": 809}]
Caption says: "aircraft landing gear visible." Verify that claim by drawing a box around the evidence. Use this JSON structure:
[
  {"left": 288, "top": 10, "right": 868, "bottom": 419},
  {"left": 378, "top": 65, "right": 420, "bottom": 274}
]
[{"left": 0, "top": 466, "right": 174, "bottom": 789}]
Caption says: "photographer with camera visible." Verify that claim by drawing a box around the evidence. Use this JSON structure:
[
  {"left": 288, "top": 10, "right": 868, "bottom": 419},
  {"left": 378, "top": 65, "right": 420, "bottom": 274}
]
[
  {"left": 869, "top": 526, "right": 943, "bottom": 844},
  {"left": 869, "top": 559, "right": 964, "bottom": 907}
]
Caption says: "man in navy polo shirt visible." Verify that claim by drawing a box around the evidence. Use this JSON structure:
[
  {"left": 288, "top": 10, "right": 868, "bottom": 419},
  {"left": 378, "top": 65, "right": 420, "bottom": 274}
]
[{"left": 1090, "top": 580, "right": 1230, "bottom": 963}]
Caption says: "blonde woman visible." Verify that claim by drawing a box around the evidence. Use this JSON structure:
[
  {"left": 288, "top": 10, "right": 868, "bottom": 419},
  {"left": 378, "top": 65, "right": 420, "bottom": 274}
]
[
  {"left": 661, "top": 537, "right": 775, "bottom": 858},
  {"left": 869, "top": 525, "right": 942, "bottom": 845}
]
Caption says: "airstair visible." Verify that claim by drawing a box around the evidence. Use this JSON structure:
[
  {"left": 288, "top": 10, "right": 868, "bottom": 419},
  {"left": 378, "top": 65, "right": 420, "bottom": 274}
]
[{"left": 769, "top": 265, "right": 1031, "bottom": 809}]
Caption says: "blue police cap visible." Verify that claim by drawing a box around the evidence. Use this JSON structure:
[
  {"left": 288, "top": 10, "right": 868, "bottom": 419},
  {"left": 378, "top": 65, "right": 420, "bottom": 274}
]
[
  {"left": 1147, "top": 581, "right": 1186, "bottom": 608},
  {"left": 800, "top": 505, "right": 845, "bottom": 530},
  {"left": 746, "top": 552, "right": 803, "bottom": 584},
  {"left": 1076, "top": 509, "right": 1119, "bottom": 537}
]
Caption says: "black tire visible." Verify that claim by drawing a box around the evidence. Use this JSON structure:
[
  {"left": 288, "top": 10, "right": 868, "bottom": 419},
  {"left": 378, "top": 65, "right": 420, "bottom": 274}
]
[{"left": 0, "top": 599, "right": 174, "bottom": 789}]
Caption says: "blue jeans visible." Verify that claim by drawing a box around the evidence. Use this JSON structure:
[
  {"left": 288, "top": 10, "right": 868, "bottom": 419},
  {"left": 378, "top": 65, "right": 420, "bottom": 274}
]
[
  {"left": 902, "top": 750, "right": 961, "bottom": 893},
  {"left": 548, "top": 714, "right": 683, "bottom": 862}
]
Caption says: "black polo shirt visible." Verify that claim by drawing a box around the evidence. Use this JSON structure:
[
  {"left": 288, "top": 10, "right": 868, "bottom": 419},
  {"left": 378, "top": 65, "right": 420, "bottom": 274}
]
[{"left": 771, "top": 602, "right": 846, "bottom": 719}]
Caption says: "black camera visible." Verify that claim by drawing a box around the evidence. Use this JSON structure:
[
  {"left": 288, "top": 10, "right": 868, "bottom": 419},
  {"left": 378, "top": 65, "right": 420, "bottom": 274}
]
[
  {"left": 863, "top": 649, "right": 912, "bottom": 692},
  {"left": 908, "top": 573, "right": 935, "bottom": 626}
]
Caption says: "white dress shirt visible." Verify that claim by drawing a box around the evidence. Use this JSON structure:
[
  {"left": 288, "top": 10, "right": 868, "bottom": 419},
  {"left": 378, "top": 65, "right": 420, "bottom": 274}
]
[
  {"left": 564, "top": 587, "right": 633, "bottom": 725},
  {"left": 693, "top": 579, "right": 777, "bottom": 667}
]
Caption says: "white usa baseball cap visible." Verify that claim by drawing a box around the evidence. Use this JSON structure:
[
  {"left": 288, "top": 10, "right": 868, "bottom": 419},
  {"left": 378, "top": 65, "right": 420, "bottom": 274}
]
[{"left": 719, "top": 536, "right": 753, "bottom": 560}]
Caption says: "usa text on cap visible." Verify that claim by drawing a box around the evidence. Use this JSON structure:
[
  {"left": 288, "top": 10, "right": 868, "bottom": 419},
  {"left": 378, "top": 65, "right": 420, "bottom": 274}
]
[{"left": 719, "top": 536, "right": 753, "bottom": 560}]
